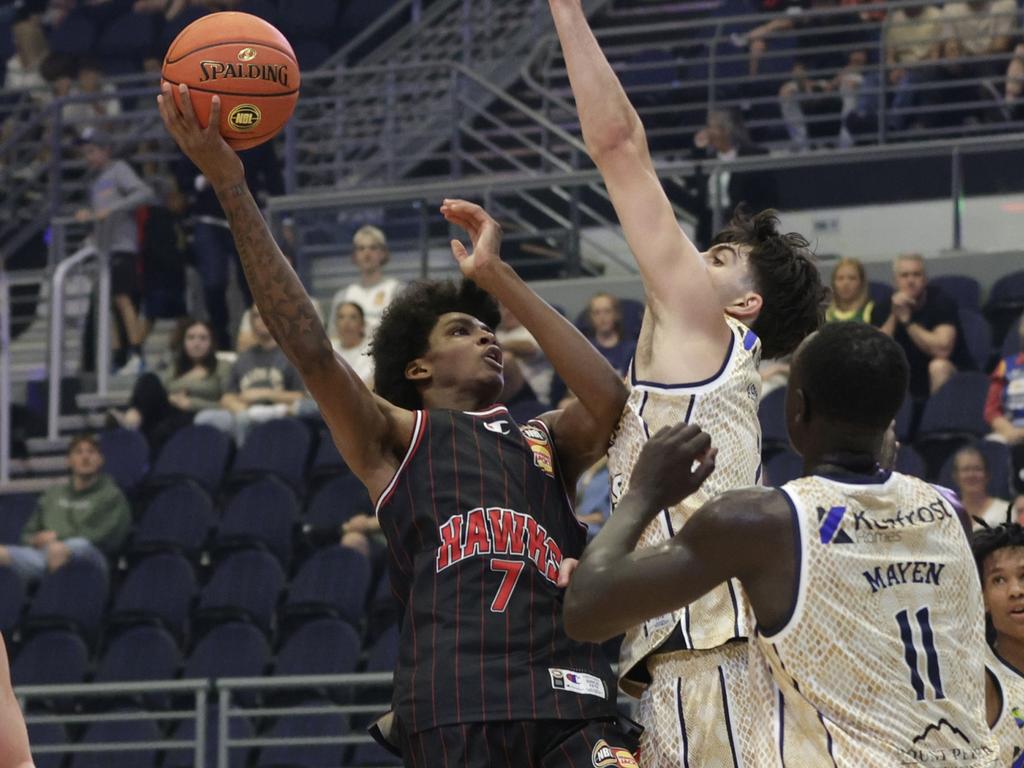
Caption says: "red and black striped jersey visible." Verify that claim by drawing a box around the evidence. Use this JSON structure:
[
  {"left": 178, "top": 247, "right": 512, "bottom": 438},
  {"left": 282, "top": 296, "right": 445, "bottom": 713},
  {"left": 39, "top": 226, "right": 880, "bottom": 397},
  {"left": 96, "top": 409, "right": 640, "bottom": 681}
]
[{"left": 375, "top": 405, "right": 619, "bottom": 734}]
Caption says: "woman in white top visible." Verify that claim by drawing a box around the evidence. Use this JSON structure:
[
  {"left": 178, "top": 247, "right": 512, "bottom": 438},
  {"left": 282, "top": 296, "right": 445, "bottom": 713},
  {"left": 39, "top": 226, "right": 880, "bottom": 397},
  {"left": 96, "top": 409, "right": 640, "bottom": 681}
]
[
  {"left": 953, "top": 445, "right": 1011, "bottom": 529},
  {"left": 331, "top": 301, "right": 374, "bottom": 386}
]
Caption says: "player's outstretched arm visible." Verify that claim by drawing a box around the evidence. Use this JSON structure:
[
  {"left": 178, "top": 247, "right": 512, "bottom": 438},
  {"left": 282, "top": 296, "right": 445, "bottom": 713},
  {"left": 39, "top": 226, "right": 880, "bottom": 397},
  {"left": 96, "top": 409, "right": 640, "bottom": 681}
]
[
  {"left": 548, "top": 0, "right": 727, "bottom": 346},
  {"left": 442, "top": 199, "right": 627, "bottom": 484},
  {"left": 158, "top": 85, "right": 411, "bottom": 497},
  {"left": 564, "top": 424, "right": 791, "bottom": 642},
  {"left": 0, "top": 635, "right": 33, "bottom": 768}
]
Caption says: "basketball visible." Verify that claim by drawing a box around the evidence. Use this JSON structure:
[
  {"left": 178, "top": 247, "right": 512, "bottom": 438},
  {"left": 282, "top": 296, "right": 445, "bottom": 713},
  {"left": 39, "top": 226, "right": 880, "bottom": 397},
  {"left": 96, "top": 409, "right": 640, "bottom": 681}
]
[{"left": 161, "top": 12, "right": 300, "bottom": 151}]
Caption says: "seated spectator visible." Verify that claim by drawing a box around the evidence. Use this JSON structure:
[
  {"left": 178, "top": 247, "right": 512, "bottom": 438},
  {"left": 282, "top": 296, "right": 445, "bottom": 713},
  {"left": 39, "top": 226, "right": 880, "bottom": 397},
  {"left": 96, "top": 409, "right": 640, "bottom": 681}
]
[
  {"left": 4, "top": 14, "right": 49, "bottom": 101},
  {"left": 873, "top": 253, "right": 973, "bottom": 398},
  {"left": 328, "top": 226, "right": 402, "bottom": 338},
  {"left": 194, "top": 305, "right": 304, "bottom": 444},
  {"left": 495, "top": 304, "right": 554, "bottom": 406},
  {"left": 690, "top": 110, "right": 776, "bottom": 246},
  {"left": 986, "top": 313, "right": 1024, "bottom": 445},
  {"left": 331, "top": 301, "right": 373, "bottom": 387},
  {"left": 1005, "top": 43, "right": 1023, "bottom": 118},
  {"left": 583, "top": 292, "right": 636, "bottom": 377},
  {"left": 825, "top": 257, "right": 874, "bottom": 323},
  {"left": 0, "top": 434, "right": 130, "bottom": 583},
  {"left": 952, "top": 446, "right": 1011, "bottom": 529},
  {"left": 60, "top": 58, "right": 122, "bottom": 129},
  {"left": 575, "top": 458, "right": 610, "bottom": 538},
  {"left": 939, "top": 0, "right": 1018, "bottom": 122},
  {"left": 112, "top": 318, "right": 230, "bottom": 453}
]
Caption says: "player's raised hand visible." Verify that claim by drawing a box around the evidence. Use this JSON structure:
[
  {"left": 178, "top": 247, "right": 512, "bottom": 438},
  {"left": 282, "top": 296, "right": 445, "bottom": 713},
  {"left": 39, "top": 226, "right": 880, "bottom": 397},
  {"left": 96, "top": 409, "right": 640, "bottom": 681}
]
[
  {"left": 440, "top": 199, "right": 504, "bottom": 288},
  {"left": 157, "top": 83, "right": 243, "bottom": 189},
  {"left": 628, "top": 424, "right": 716, "bottom": 514}
]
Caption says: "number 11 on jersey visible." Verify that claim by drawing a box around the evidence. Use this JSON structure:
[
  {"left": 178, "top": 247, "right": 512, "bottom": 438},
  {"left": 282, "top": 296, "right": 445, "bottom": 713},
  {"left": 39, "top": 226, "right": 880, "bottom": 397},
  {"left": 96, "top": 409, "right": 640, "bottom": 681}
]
[{"left": 896, "top": 606, "right": 946, "bottom": 701}]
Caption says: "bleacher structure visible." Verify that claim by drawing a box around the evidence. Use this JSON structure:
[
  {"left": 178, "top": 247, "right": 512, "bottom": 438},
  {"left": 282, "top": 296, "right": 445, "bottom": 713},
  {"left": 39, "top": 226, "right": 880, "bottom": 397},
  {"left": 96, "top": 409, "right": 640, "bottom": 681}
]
[{"left": 1, "top": 0, "right": 1024, "bottom": 762}]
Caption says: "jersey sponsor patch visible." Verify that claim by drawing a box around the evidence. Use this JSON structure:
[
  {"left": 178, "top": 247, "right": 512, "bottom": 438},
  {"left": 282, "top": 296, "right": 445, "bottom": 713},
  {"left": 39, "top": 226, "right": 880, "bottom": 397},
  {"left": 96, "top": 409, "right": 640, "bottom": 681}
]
[
  {"left": 483, "top": 419, "right": 511, "bottom": 435},
  {"left": 522, "top": 425, "right": 555, "bottom": 478},
  {"left": 549, "top": 668, "right": 607, "bottom": 699},
  {"left": 591, "top": 739, "right": 638, "bottom": 768}
]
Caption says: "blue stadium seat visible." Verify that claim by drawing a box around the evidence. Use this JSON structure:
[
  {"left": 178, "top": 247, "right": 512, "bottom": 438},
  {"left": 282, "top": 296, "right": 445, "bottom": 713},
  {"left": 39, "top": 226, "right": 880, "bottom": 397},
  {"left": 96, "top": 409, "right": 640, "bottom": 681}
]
[
  {"left": 931, "top": 275, "right": 981, "bottom": 311},
  {"left": 184, "top": 622, "right": 271, "bottom": 682},
  {"left": 110, "top": 552, "right": 197, "bottom": 641},
  {"left": 985, "top": 270, "right": 1024, "bottom": 349},
  {"left": 196, "top": 550, "right": 285, "bottom": 634},
  {"left": 766, "top": 449, "right": 802, "bottom": 486},
  {"left": 283, "top": 546, "right": 371, "bottom": 629},
  {"left": 165, "top": 706, "right": 253, "bottom": 768},
  {"left": 12, "top": 630, "right": 89, "bottom": 686},
  {"left": 275, "top": 617, "right": 361, "bottom": 677},
  {"left": 894, "top": 444, "right": 927, "bottom": 479},
  {"left": 95, "top": 11, "right": 157, "bottom": 65},
  {"left": 308, "top": 430, "right": 350, "bottom": 483},
  {"left": 27, "top": 721, "right": 66, "bottom": 768},
  {"left": 0, "top": 492, "right": 38, "bottom": 544},
  {"left": 69, "top": 713, "right": 161, "bottom": 768},
  {"left": 215, "top": 477, "right": 299, "bottom": 568},
  {"left": 150, "top": 425, "right": 232, "bottom": 494},
  {"left": 99, "top": 428, "right": 150, "bottom": 494},
  {"left": 133, "top": 481, "right": 214, "bottom": 558},
  {"left": 48, "top": 11, "right": 97, "bottom": 56},
  {"left": 93, "top": 625, "right": 181, "bottom": 704},
  {"left": 255, "top": 697, "right": 349, "bottom": 768},
  {"left": 366, "top": 624, "right": 400, "bottom": 674},
  {"left": 868, "top": 281, "right": 891, "bottom": 307},
  {"left": 893, "top": 392, "right": 915, "bottom": 442},
  {"left": 25, "top": 559, "right": 109, "bottom": 643},
  {"left": 914, "top": 371, "right": 991, "bottom": 477},
  {"left": 0, "top": 567, "right": 24, "bottom": 634},
  {"left": 758, "top": 386, "right": 789, "bottom": 454},
  {"left": 351, "top": 741, "right": 402, "bottom": 767},
  {"left": 305, "top": 473, "right": 373, "bottom": 532},
  {"left": 937, "top": 440, "right": 1012, "bottom": 499},
  {"left": 958, "top": 309, "right": 992, "bottom": 371},
  {"left": 1000, "top": 311, "right": 1023, "bottom": 358},
  {"left": 229, "top": 417, "right": 313, "bottom": 492}
]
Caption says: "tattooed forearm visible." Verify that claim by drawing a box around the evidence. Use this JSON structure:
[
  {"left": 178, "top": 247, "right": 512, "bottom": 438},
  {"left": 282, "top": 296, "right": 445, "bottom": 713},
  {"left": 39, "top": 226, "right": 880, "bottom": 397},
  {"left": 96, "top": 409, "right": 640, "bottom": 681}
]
[{"left": 217, "top": 182, "right": 332, "bottom": 370}]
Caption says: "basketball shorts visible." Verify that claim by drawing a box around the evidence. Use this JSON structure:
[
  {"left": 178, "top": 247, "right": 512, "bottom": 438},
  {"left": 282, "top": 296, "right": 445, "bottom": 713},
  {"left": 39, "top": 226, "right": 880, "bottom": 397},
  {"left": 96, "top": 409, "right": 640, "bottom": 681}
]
[
  {"left": 637, "top": 641, "right": 751, "bottom": 768},
  {"left": 399, "top": 717, "right": 641, "bottom": 768},
  {"left": 110, "top": 250, "right": 140, "bottom": 300}
]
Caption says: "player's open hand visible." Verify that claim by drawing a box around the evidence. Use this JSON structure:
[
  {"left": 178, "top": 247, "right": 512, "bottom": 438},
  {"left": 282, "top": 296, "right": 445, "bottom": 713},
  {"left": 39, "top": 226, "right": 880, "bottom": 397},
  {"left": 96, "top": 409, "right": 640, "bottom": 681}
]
[
  {"left": 157, "top": 83, "right": 243, "bottom": 190},
  {"left": 440, "top": 199, "right": 504, "bottom": 288},
  {"left": 629, "top": 424, "right": 716, "bottom": 513}
]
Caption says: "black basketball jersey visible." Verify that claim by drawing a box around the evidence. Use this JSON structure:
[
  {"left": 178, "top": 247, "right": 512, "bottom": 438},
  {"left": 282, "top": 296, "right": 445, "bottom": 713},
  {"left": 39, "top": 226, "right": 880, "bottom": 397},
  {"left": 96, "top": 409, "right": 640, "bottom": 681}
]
[{"left": 375, "top": 405, "right": 619, "bottom": 734}]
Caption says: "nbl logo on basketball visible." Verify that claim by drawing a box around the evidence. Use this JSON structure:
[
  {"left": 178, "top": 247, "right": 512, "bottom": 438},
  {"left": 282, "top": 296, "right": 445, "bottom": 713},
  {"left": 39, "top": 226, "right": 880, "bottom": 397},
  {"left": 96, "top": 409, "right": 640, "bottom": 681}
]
[{"left": 228, "top": 104, "right": 262, "bottom": 132}]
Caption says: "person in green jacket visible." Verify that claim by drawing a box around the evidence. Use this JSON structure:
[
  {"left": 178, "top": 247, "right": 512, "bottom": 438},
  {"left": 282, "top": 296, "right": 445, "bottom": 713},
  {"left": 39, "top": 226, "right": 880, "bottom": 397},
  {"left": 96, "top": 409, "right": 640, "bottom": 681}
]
[{"left": 0, "top": 434, "right": 130, "bottom": 583}]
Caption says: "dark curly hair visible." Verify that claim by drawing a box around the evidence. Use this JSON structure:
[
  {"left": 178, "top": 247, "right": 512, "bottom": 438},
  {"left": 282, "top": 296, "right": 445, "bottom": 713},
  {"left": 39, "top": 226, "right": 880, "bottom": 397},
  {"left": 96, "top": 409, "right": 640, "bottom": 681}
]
[
  {"left": 371, "top": 279, "right": 501, "bottom": 410},
  {"left": 712, "top": 208, "right": 826, "bottom": 360},
  {"left": 973, "top": 523, "right": 1024, "bottom": 644}
]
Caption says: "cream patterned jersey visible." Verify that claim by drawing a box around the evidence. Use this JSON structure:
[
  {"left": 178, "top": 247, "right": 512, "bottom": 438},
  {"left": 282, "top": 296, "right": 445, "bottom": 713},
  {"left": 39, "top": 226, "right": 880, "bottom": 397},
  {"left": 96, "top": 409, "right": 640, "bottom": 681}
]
[
  {"left": 744, "top": 472, "right": 998, "bottom": 767},
  {"left": 608, "top": 316, "right": 762, "bottom": 695},
  {"left": 986, "top": 645, "right": 1024, "bottom": 767}
]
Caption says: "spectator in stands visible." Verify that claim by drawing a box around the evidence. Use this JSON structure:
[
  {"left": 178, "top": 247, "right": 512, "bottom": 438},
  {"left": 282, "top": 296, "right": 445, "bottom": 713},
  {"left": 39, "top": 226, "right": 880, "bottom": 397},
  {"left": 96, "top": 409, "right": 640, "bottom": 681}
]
[
  {"left": 1002, "top": 42, "right": 1024, "bottom": 118},
  {"left": 139, "top": 176, "right": 189, "bottom": 341},
  {"left": 328, "top": 225, "right": 402, "bottom": 338},
  {"left": 194, "top": 304, "right": 304, "bottom": 444},
  {"left": 745, "top": 0, "right": 872, "bottom": 150},
  {"left": 986, "top": 313, "right": 1024, "bottom": 444},
  {"left": 174, "top": 141, "right": 284, "bottom": 350},
  {"left": 499, "top": 346, "right": 547, "bottom": 424},
  {"left": 583, "top": 292, "right": 636, "bottom": 377},
  {"left": 952, "top": 445, "right": 1011, "bottom": 529},
  {"left": 75, "top": 127, "right": 154, "bottom": 375},
  {"left": 4, "top": 14, "right": 49, "bottom": 100},
  {"left": 331, "top": 301, "right": 374, "bottom": 386},
  {"left": 825, "top": 257, "right": 875, "bottom": 323},
  {"left": 0, "top": 434, "right": 130, "bottom": 583},
  {"left": 690, "top": 109, "right": 776, "bottom": 247},
  {"left": 113, "top": 318, "right": 230, "bottom": 452},
  {"left": 845, "top": 4, "right": 944, "bottom": 136},
  {"left": 939, "top": 0, "right": 1018, "bottom": 122},
  {"left": 576, "top": 458, "right": 611, "bottom": 538},
  {"left": 0, "top": 634, "right": 32, "bottom": 768},
  {"left": 60, "top": 58, "right": 122, "bottom": 129},
  {"left": 873, "top": 252, "right": 973, "bottom": 398},
  {"left": 495, "top": 303, "right": 554, "bottom": 406}
]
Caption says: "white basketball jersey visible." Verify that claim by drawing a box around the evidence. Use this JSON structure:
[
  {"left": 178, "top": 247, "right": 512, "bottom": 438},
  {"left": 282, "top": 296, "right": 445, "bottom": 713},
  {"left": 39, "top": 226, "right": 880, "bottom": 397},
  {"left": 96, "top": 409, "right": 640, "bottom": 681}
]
[
  {"left": 744, "top": 472, "right": 998, "bottom": 767},
  {"left": 986, "top": 645, "right": 1024, "bottom": 766},
  {"left": 608, "top": 316, "right": 762, "bottom": 695}
]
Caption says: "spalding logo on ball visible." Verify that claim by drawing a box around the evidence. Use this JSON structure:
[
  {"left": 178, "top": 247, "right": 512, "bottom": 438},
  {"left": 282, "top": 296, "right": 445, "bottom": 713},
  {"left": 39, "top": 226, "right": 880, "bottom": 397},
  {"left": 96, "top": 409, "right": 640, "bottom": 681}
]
[{"left": 161, "top": 12, "right": 300, "bottom": 151}]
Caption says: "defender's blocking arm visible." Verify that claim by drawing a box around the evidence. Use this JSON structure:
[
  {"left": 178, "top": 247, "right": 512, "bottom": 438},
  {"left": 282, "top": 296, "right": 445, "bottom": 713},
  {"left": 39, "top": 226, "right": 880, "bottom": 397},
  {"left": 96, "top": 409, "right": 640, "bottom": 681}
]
[{"left": 158, "top": 85, "right": 411, "bottom": 496}]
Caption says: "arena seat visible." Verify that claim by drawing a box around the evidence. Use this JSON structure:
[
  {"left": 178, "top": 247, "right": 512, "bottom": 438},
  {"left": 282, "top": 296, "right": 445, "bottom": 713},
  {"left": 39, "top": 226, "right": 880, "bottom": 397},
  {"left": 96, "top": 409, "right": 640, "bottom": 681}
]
[
  {"left": 27, "top": 721, "right": 66, "bottom": 768},
  {"left": 931, "top": 275, "right": 981, "bottom": 311},
  {"left": 132, "top": 481, "right": 215, "bottom": 559},
  {"left": 196, "top": 549, "right": 286, "bottom": 635},
  {"left": 229, "top": 417, "right": 313, "bottom": 493},
  {"left": 12, "top": 630, "right": 89, "bottom": 687},
  {"left": 48, "top": 10, "right": 97, "bottom": 57},
  {"left": 893, "top": 392, "right": 915, "bottom": 442},
  {"left": 214, "top": 477, "right": 299, "bottom": 569},
  {"left": 165, "top": 707, "right": 253, "bottom": 768},
  {"left": 99, "top": 428, "right": 151, "bottom": 495},
  {"left": 275, "top": 617, "right": 361, "bottom": 678},
  {"left": 282, "top": 546, "right": 371, "bottom": 629},
  {"left": 1000, "top": 311, "right": 1022, "bottom": 358},
  {"left": 0, "top": 566, "right": 24, "bottom": 634},
  {"left": 914, "top": 371, "right": 991, "bottom": 477},
  {"left": 25, "top": 558, "right": 109, "bottom": 644},
  {"left": 958, "top": 309, "right": 993, "bottom": 371},
  {"left": 894, "top": 444, "right": 926, "bottom": 480},
  {"left": 765, "top": 449, "right": 802, "bottom": 486},
  {"left": 304, "top": 473, "right": 373, "bottom": 533},
  {"left": 937, "top": 440, "right": 1013, "bottom": 499},
  {"left": 150, "top": 425, "right": 233, "bottom": 494},
  {"left": 93, "top": 625, "right": 181, "bottom": 708},
  {"left": 308, "top": 429, "right": 350, "bottom": 485},
  {"left": 757, "top": 386, "right": 789, "bottom": 456},
  {"left": 69, "top": 714, "right": 161, "bottom": 768},
  {"left": 184, "top": 622, "right": 271, "bottom": 681},
  {"left": 0, "top": 492, "right": 37, "bottom": 544},
  {"left": 110, "top": 551, "right": 197, "bottom": 642},
  {"left": 95, "top": 11, "right": 157, "bottom": 68},
  {"left": 985, "top": 270, "right": 1024, "bottom": 349},
  {"left": 255, "top": 697, "right": 350, "bottom": 768}
]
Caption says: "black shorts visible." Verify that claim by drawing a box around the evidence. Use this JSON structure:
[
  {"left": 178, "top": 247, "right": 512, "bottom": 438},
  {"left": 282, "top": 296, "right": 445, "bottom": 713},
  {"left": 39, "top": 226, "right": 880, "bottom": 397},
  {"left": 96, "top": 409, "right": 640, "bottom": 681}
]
[
  {"left": 110, "top": 250, "right": 139, "bottom": 299},
  {"left": 399, "top": 718, "right": 641, "bottom": 768}
]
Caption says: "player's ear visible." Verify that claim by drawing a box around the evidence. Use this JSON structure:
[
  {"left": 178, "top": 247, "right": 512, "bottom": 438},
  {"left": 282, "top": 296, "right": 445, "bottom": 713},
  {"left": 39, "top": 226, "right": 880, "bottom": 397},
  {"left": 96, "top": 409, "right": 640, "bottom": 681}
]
[
  {"left": 405, "top": 357, "right": 431, "bottom": 383},
  {"left": 725, "top": 290, "right": 762, "bottom": 323},
  {"left": 793, "top": 387, "right": 810, "bottom": 424}
]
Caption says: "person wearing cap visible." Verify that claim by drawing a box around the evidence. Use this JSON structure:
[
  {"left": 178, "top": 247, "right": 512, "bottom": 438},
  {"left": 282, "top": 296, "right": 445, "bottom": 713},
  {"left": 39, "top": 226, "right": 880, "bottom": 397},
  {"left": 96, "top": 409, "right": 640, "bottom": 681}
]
[{"left": 75, "top": 128, "right": 155, "bottom": 375}]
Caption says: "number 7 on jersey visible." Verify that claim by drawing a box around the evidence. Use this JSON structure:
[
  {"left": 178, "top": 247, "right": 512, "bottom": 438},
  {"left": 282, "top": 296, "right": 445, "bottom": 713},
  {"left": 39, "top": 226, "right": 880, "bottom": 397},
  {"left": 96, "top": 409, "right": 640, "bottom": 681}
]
[{"left": 490, "top": 559, "right": 526, "bottom": 613}]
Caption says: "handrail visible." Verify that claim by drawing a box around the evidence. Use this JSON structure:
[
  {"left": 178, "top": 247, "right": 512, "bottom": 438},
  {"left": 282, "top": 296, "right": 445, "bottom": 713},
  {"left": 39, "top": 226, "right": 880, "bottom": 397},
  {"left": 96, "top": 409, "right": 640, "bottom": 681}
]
[{"left": 47, "top": 230, "right": 110, "bottom": 441}]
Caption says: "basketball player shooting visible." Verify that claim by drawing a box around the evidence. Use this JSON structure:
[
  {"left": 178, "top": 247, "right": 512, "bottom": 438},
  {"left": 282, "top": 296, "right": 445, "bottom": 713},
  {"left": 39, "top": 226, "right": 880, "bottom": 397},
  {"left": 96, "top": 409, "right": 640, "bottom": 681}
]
[
  {"left": 566, "top": 323, "right": 999, "bottom": 767},
  {"left": 157, "top": 84, "right": 640, "bottom": 766},
  {"left": 547, "top": 1, "right": 825, "bottom": 763}
]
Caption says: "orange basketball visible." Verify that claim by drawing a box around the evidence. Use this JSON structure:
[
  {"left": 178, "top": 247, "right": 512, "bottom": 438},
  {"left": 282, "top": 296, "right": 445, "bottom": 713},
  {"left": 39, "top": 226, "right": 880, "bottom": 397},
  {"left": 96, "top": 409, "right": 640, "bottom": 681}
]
[{"left": 162, "top": 12, "right": 300, "bottom": 151}]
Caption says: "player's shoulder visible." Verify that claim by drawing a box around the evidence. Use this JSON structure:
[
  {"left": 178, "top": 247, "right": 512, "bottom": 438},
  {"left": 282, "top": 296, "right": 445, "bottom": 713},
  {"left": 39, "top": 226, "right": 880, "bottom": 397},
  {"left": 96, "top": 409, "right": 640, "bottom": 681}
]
[{"left": 694, "top": 486, "right": 791, "bottom": 534}]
